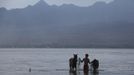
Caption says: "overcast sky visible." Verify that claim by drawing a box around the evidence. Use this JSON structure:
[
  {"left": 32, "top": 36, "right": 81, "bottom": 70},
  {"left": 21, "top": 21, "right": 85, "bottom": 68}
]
[{"left": 0, "top": 0, "right": 113, "bottom": 9}]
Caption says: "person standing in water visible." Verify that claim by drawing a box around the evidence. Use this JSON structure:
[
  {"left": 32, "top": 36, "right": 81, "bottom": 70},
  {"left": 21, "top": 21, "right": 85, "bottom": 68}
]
[{"left": 81, "top": 54, "right": 90, "bottom": 73}]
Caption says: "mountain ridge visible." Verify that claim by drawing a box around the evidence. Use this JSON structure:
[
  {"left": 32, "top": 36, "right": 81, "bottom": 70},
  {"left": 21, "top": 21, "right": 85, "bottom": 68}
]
[{"left": 0, "top": 0, "right": 134, "bottom": 48}]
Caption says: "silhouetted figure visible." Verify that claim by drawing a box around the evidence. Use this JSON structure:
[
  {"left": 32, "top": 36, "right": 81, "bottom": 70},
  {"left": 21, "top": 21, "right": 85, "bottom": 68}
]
[
  {"left": 69, "top": 54, "right": 78, "bottom": 71},
  {"left": 91, "top": 59, "right": 99, "bottom": 72},
  {"left": 82, "top": 54, "right": 90, "bottom": 73},
  {"left": 69, "top": 57, "right": 74, "bottom": 71}
]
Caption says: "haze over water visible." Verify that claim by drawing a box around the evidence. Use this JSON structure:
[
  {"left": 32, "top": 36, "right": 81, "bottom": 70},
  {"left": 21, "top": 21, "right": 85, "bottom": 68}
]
[
  {"left": 0, "top": 0, "right": 134, "bottom": 75},
  {"left": 0, "top": 48, "right": 133, "bottom": 75}
]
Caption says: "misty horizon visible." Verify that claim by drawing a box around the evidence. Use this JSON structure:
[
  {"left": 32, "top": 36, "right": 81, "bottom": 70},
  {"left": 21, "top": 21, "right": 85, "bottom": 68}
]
[{"left": 0, "top": 0, "right": 134, "bottom": 48}]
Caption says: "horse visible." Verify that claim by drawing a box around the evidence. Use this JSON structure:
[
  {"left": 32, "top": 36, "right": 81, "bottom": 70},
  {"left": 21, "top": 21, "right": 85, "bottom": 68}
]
[
  {"left": 91, "top": 59, "right": 99, "bottom": 72},
  {"left": 69, "top": 54, "right": 78, "bottom": 71}
]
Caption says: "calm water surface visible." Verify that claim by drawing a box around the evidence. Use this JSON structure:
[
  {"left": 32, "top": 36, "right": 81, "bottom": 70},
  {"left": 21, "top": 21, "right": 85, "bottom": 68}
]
[{"left": 0, "top": 48, "right": 134, "bottom": 75}]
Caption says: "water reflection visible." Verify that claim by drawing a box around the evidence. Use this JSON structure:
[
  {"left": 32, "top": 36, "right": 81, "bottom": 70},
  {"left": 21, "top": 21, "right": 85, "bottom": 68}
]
[
  {"left": 90, "top": 71, "right": 99, "bottom": 75},
  {"left": 69, "top": 71, "right": 99, "bottom": 75},
  {"left": 69, "top": 71, "right": 77, "bottom": 75}
]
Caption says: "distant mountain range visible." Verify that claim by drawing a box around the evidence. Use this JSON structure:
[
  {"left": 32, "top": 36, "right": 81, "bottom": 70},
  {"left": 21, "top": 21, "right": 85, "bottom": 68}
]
[{"left": 0, "top": 0, "right": 134, "bottom": 48}]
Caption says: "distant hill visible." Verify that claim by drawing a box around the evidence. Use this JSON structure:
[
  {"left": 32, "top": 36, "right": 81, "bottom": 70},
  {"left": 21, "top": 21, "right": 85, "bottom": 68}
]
[{"left": 0, "top": 0, "right": 134, "bottom": 48}]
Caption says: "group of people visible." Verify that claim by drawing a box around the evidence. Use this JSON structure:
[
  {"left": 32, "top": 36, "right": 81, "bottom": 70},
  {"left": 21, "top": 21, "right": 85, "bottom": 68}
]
[{"left": 69, "top": 54, "right": 99, "bottom": 73}]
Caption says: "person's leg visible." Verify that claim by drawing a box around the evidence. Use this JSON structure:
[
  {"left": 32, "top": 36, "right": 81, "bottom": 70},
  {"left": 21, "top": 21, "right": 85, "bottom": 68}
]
[{"left": 84, "top": 65, "right": 89, "bottom": 73}]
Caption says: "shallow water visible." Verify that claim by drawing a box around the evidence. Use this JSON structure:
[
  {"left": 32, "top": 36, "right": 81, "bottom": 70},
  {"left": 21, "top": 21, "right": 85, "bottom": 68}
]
[{"left": 0, "top": 48, "right": 134, "bottom": 75}]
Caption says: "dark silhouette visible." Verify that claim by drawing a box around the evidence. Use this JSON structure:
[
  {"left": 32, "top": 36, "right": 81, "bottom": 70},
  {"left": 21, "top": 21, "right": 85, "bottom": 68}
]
[
  {"left": 69, "top": 54, "right": 78, "bottom": 71},
  {"left": 91, "top": 59, "right": 99, "bottom": 72},
  {"left": 81, "top": 54, "right": 90, "bottom": 73},
  {"left": 69, "top": 57, "right": 74, "bottom": 70}
]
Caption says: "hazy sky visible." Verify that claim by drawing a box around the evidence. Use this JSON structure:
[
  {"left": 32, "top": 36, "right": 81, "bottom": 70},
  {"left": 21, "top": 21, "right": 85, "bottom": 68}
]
[{"left": 0, "top": 0, "right": 113, "bottom": 9}]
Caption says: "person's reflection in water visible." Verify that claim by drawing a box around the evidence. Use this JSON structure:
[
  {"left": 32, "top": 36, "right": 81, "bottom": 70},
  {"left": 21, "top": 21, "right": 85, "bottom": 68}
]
[
  {"left": 84, "top": 70, "right": 99, "bottom": 75},
  {"left": 84, "top": 72, "right": 89, "bottom": 75},
  {"left": 69, "top": 71, "right": 77, "bottom": 75},
  {"left": 69, "top": 71, "right": 99, "bottom": 75},
  {"left": 91, "top": 70, "right": 99, "bottom": 75}
]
